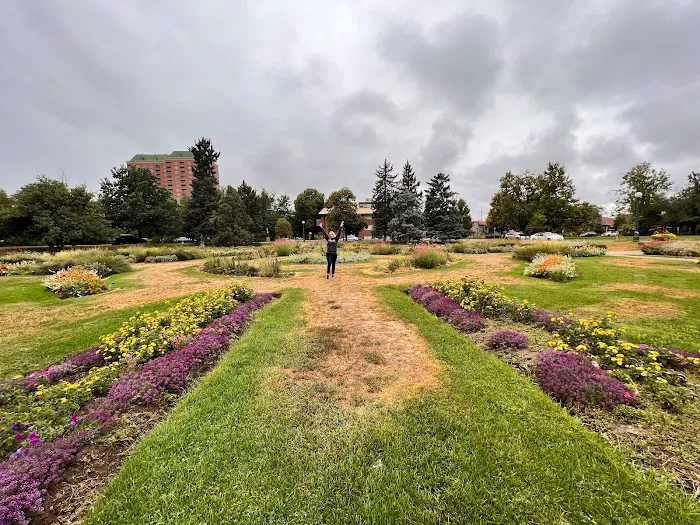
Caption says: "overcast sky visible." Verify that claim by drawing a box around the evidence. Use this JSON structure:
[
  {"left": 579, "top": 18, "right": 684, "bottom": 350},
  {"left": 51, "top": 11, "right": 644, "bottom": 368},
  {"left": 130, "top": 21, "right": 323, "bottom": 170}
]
[{"left": 2, "top": 0, "right": 699, "bottom": 217}]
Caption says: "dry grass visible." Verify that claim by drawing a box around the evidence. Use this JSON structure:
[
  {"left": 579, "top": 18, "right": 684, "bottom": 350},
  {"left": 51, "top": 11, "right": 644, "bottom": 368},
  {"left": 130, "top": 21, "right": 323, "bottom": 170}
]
[{"left": 599, "top": 283, "right": 698, "bottom": 299}]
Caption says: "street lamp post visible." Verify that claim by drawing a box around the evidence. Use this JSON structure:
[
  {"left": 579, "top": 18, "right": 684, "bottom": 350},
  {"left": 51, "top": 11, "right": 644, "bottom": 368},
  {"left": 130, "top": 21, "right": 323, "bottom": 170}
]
[
  {"left": 633, "top": 191, "right": 642, "bottom": 242},
  {"left": 302, "top": 220, "right": 306, "bottom": 242}
]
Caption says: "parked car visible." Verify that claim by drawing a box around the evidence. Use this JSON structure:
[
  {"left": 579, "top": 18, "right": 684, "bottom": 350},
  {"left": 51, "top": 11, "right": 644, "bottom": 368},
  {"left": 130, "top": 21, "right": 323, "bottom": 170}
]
[
  {"left": 579, "top": 231, "right": 598, "bottom": 237},
  {"left": 111, "top": 234, "right": 148, "bottom": 245},
  {"left": 345, "top": 234, "right": 359, "bottom": 241},
  {"left": 530, "top": 232, "right": 564, "bottom": 241},
  {"left": 505, "top": 231, "right": 528, "bottom": 240},
  {"left": 601, "top": 230, "right": 619, "bottom": 237},
  {"left": 173, "top": 237, "right": 194, "bottom": 244}
]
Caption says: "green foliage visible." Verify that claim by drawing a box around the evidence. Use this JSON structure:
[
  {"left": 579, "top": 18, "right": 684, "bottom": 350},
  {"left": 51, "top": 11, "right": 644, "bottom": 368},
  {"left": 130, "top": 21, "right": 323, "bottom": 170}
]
[
  {"left": 370, "top": 242, "right": 402, "bottom": 255},
  {"left": 326, "top": 188, "right": 367, "bottom": 235},
  {"left": 424, "top": 173, "right": 463, "bottom": 241},
  {"left": 211, "top": 186, "right": 254, "bottom": 246},
  {"left": 641, "top": 241, "right": 700, "bottom": 257},
  {"left": 666, "top": 172, "right": 700, "bottom": 234},
  {"left": 513, "top": 242, "right": 606, "bottom": 262},
  {"left": 275, "top": 218, "right": 293, "bottom": 239},
  {"left": 455, "top": 198, "right": 472, "bottom": 234},
  {"left": 186, "top": 137, "right": 221, "bottom": 242},
  {"left": 293, "top": 188, "right": 325, "bottom": 239},
  {"left": 202, "top": 257, "right": 259, "bottom": 276},
  {"left": 371, "top": 159, "right": 397, "bottom": 240},
  {"left": 274, "top": 194, "right": 293, "bottom": 222},
  {"left": 100, "top": 166, "right": 180, "bottom": 239},
  {"left": 9, "top": 176, "right": 108, "bottom": 250},
  {"left": 399, "top": 160, "right": 420, "bottom": 195},
  {"left": 274, "top": 240, "right": 297, "bottom": 256},
  {"left": 651, "top": 232, "right": 677, "bottom": 241},
  {"left": 42, "top": 267, "right": 109, "bottom": 298},
  {"left": 257, "top": 258, "right": 282, "bottom": 278},
  {"left": 411, "top": 247, "right": 448, "bottom": 269},
  {"left": 615, "top": 162, "right": 672, "bottom": 234},
  {"left": 388, "top": 189, "right": 424, "bottom": 243}
]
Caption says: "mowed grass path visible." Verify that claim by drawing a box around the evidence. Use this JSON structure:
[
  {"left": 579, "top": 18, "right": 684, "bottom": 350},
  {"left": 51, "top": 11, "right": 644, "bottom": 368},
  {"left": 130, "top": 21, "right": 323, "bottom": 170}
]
[{"left": 86, "top": 287, "right": 698, "bottom": 524}]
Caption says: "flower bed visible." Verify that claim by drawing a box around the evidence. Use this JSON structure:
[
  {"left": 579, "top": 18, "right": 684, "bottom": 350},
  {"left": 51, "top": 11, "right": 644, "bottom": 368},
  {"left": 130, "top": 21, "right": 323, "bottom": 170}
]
[
  {"left": 513, "top": 242, "right": 606, "bottom": 262},
  {"left": 42, "top": 267, "right": 109, "bottom": 298},
  {"left": 0, "top": 289, "right": 271, "bottom": 524},
  {"left": 144, "top": 254, "right": 179, "bottom": 263},
  {"left": 409, "top": 286, "right": 485, "bottom": 333},
  {"left": 287, "top": 251, "right": 370, "bottom": 264},
  {"left": 523, "top": 253, "right": 577, "bottom": 281},
  {"left": 488, "top": 329, "right": 527, "bottom": 349},
  {"left": 641, "top": 241, "right": 700, "bottom": 257}
]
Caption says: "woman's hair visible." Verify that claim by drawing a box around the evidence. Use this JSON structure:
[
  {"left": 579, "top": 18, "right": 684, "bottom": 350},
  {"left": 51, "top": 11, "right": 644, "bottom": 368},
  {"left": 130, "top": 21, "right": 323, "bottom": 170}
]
[{"left": 329, "top": 231, "right": 336, "bottom": 238}]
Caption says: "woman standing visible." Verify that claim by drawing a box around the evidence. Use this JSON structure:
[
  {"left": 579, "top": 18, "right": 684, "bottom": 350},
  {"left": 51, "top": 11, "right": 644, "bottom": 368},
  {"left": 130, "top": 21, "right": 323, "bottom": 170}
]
[{"left": 319, "top": 220, "right": 344, "bottom": 279}]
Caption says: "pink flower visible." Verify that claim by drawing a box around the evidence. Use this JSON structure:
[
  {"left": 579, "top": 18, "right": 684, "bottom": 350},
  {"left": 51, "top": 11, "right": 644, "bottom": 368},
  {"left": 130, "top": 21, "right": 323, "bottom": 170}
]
[
  {"left": 15, "top": 433, "right": 24, "bottom": 441},
  {"left": 28, "top": 432, "right": 41, "bottom": 445},
  {"left": 70, "top": 414, "right": 77, "bottom": 428}
]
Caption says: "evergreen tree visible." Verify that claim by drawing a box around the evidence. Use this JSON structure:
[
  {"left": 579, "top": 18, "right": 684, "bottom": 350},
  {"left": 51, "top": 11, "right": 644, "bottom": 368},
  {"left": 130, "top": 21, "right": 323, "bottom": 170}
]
[
  {"left": 455, "top": 198, "right": 472, "bottom": 234},
  {"left": 238, "top": 181, "right": 263, "bottom": 241},
  {"left": 186, "top": 137, "right": 220, "bottom": 242},
  {"left": 100, "top": 165, "right": 179, "bottom": 240},
  {"left": 388, "top": 189, "right": 423, "bottom": 243},
  {"left": 275, "top": 194, "right": 293, "bottom": 222},
  {"left": 399, "top": 160, "right": 420, "bottom": 196},
  {"left": 423, "top": 173, "right": 462, "bottom": 241},
  {"left": 371, "top": 159, "right": 397, "bottom": 240},
  {"left": 210, "top": 186, "right": 253, "bottom": 246}
]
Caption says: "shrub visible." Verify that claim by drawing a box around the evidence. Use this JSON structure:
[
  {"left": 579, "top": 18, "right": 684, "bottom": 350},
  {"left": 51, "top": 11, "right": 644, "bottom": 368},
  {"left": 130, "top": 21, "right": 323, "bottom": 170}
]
[
  {"left": 370, "top": 242, "right": 402, "bottom": 255},
  {"left": 0, "top": 250, "right": 44, "bottom": 264},
  {"left": 0, "top": 260, "right": 35, "bottom": 276},
  {"left": 487, "top": 329, "right": 528, "bottom": 349},
  {"left": 487, "top": 245, "right": 515, "bottom": 253},
  {"left": 274, "top": 240, "right": 298, "bottom": 256},
  {"left": 30, "top": 251, "right": 131, "bottom": 276},
  {"left": 651, "top": 232, "right": 677, "bottom": 241},
  {"left": 257, "top": 258, "right": 282, "bottom": 278},
  {"left": 42, "top": 268, "right": 108, "bottom": 298},
  {"left": 523, "top": 254, "right": 577, "bottom": 281},
  {"left": 568, "top": 244, "right": 607, "bottom": 257},
  {"left": 535, "top": 351, "right": 638, "bottom": 410},
  {"left": 513, "top": 242, "right": 567, "bottom": 261},
  {"left": 144, "top": 254, "right": 179, "bottom": 263},
  {"left": 641, "top": 241, "right": 700, "bottom": 257},
  {"left": 531, "top": 309, "right": 570, "bottom": 332},
  {"left": 411, "top": 247, "right": 447, "bottom": 269},
  {"left": 448, "top": 309, "right": 485, "bottom": 332},
  {"left": 75, "top": 262, "right": 114, "bottom": 278},
  {"left": 202, "top": 257, "right": 259, "bottom": 276},
  {"left": 448, "top": 242, "right": 487, "bottom": 254},
  {"left": 288, "top": 251, "right": 370, "bottom": 264},
  {"left": 426, "top": 296, "right": 461, "bottom": 317}
]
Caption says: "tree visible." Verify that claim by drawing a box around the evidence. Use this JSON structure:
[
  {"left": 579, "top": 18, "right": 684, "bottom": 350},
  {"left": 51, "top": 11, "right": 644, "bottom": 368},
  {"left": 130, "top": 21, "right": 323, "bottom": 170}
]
[
  {"left": 531, "top": 162, "right": 577, "bottom": 233},
  {"left": 666, "top": 172, "right": 700, "bottom": 234},
  {"left": 100, "top": 166, "right": 179, "bottom": 240},
  {"left": 275, "top": 217, "right": 293, "bottom": 238},
  {"left": 293, "top": 188, "right": 325, "bottom": 239},
  {"left": 566, "top": 202, "right": 602, "bottom": 234},
  {"left": 615, "top": 162, "right": 671, "bottom": 234},
  {"left": 186, "top": 137, "right": 220, "bottom": 242},
  {"left": 399, "top": 160, "right": 420, "bottom": 195},
  {"left": 486, "top": 171, "right": 535, "bottom": 232},
  {"left": 325, "top": 188, "right": 367, "bottom": 237},
  {"left": 371, "top": 159, "right": 397, "bottom": 240},
  {"left": 388, "top": 189, "right": 423, "bottom": 243},
  {"left": 455, "top": 198, "right": 472, "bottom": 234},
  {"left": 11, "top": 176, "right": 108, "bottom": 251},
  {"left": 210, "top": 186, "right": 253, "bottom": 246},
  {"left": 424, "top": 173, "right": 463, "bottom": 241},
  {"left": 0, "top": 190, "right": 13, "bottom": 242},
  {"left": 275, "top": 194, "right": 293, "bottom": 222},
  {"left": 258, "top": 189, "right": 278, "bottom": 240}
]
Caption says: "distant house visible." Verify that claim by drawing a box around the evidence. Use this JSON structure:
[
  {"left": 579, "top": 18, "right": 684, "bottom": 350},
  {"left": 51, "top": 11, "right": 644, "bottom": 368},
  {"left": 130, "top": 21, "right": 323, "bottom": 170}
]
[
  {"left": 316, "top": 200, "right": 374, "bottom": 239},
  {"left": 470, "top": 220, "right": 487, "bottom": 237},
  {"left": 601, "top": 216, "right": 614, "bottom": 232}
]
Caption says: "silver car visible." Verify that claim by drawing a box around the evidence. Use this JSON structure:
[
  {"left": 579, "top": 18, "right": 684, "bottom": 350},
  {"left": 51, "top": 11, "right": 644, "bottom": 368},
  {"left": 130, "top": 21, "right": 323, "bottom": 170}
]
[{"left": 530, "top": 232, "right": 564, "bottom": 241}]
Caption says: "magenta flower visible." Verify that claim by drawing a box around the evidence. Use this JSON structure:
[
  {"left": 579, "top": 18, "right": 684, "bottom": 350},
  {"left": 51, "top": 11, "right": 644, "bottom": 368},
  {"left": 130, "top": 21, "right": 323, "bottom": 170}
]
[
  {"left": 14, "top": 433, "right": 24, "bottom": 442},
  {"left": 70, "top": 414, "right": 77, "bottom": 428},
  {"left": 27, "top": 432, "right": 41, "bottom": 446}
]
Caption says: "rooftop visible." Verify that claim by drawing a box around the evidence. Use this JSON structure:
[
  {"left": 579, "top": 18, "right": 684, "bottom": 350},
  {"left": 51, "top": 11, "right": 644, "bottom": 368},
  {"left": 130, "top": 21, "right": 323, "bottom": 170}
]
[{"left": 129, "top": 151, "right": 195, "bottom": 162}]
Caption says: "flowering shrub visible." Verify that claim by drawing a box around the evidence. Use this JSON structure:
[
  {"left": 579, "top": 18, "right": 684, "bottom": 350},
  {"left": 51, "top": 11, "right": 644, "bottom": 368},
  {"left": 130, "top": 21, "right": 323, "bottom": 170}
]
[
  {"left": 0, "top": 294, "right": 271, "bottom": 524},
  {"left": 488, "top": 329, "right": 528, "bottom": 349},
  {"left": 651, "top": 232, "right": 677, "bottom": 241},
  {"left": 535, "top": 351, "right": 638, "bottom": 410},
  {"left": 0, "top": 261, "right": 35, "bottom": 276},
  {"left": 531, "top": 308, "right": 570, "bottom": 332},
  {"left": 641, "top": 241, "right": 700, "bottom": 257},
  {"left": 433, "top": 277, "right": 525, "bottom": 320},
  {"left": 370, "top": 242, "right": 402, "bottom": 255},
  {"left": 42, "top": 267, "right": 108, "bottom": 298},
  {"left": 425, "top": 296, "right": 461, "bottom": 317},
  {"left": 75, "top": 262, "right": 114, "bottom": 278},
  {"left": 144, "top": 254, "right": 179, "bottom": 263},
  {"left": 523, "top": 254, "right": 577, "bottom": 281},
  {"left": 411, "top": 247, "right": 448, "bottom": 269},
  {"left": 288, "top": 251, "right": 370, "bottom": 264},
  {"left": 568, "top": 244, "right": 607, "bottom": 257},
  {"left": 448, "top": 309, "right": 485, "bottom": 332}
]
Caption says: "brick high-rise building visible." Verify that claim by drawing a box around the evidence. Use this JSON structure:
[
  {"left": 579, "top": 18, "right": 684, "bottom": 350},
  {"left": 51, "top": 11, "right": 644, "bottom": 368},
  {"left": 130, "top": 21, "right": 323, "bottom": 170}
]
[{"left": 127, "top": 151, "right": 219, "bottom": 202}]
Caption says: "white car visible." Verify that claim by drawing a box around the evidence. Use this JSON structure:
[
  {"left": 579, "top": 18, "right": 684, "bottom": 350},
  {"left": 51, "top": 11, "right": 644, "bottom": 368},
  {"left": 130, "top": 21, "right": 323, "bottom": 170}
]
[
  {"left": 505, "top": 231, "right": 528, "bottom": 240},
  {"left": 345, "top": 234, "right": 359, "bottom": 241},
  {"left": 530, "top": 232, "right": 564, "bottom": 241},
  {"left": 601, "top": 230, "right": 619, "bottom": 237},
  {"left": 173, "top": 237, "right": 194, "bottom": 244}
]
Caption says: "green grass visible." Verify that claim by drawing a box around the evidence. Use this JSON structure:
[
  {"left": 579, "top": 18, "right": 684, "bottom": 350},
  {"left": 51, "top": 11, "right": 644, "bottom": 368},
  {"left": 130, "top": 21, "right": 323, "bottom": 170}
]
[
  {"left": 361, "top": 257, "right": 473, "bottom": 279},
  {"left": 503, "top": 257, "right": 700, "bottom": 351},
  {"left": 0, "top": 299, "right": 173, "bottom": 378},
  {"left": 86, "top": 287, "right": 697, "bottom": 524}
]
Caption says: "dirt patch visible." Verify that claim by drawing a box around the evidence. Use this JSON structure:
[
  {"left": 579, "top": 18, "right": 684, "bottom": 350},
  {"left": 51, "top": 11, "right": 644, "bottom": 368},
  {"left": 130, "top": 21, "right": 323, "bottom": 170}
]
[
  {"left": 605, "top": 258, "right": 700, "bottom": 272},
  {"left": 286, "top": 273, "right": 441, "bottom": 408},
  {"left": 575, "top": 298, "right": 679, "bottom": 319},
  {"left": 599, "top": 283, "right": 697, "bottom": 299}
]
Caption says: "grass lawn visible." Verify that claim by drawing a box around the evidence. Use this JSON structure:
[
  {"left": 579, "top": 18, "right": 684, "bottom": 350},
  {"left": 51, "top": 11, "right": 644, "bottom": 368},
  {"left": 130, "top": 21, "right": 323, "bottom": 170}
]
[
  {"left": 502, "top": 257, "right": 700, "bottom": 352},
  {"left": 85, "top": 287, "right": 697, "bottom": 524}
]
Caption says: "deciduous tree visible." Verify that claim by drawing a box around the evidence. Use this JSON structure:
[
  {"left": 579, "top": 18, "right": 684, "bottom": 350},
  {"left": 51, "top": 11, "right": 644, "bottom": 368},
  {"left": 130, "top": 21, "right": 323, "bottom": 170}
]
[
  {"left": 326, "top": 187, "right": 367, "bottom": 237},
  {"left": 293, "top": 188, "right": 325, "bottom": 239}
]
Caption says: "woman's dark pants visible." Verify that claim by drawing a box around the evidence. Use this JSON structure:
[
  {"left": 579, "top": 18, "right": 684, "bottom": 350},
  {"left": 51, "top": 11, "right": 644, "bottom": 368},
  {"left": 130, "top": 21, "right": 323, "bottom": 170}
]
[{"left": 326, "top": 253, "right": 338, "bottom": 275}]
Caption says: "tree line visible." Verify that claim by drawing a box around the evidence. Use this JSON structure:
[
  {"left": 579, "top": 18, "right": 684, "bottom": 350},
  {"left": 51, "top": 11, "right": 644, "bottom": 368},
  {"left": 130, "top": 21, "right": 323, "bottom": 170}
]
[{"left": 486, "top": 161, "right": 700, "bottom": 235}]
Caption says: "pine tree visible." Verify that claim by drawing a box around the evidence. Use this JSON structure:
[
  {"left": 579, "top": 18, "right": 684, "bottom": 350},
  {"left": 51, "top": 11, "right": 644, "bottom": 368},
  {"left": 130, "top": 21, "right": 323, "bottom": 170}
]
[
  {"left": 423, "top": 173, "right": 462, "bottom": 241},
  {"left": 210, "top": 186, "right": 253, "bottom": 246},
  {"left": 388, "top": 189, "right": 423, "bottom": 243},
  {"left": 186, "top": 137, "right": 220, "bottom": 242},
  {"left": 399, "top": 160, "right": 420, "bottom": 196},
  {"left": 371, "top": 159, "right": 397, "bottom": 240}
]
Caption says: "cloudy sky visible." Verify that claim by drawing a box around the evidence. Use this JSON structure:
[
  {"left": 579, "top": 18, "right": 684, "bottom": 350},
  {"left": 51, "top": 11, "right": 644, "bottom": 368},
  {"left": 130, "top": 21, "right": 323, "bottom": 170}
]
[{"left": 2, "top": 0, "right": 699, "bottom": 217}]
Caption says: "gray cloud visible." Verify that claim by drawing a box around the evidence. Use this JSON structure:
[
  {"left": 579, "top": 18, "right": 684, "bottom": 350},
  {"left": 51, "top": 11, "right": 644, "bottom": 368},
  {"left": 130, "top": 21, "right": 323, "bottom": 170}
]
[{"left": 1, "top": 0, "right": 698, "bottom": 217}]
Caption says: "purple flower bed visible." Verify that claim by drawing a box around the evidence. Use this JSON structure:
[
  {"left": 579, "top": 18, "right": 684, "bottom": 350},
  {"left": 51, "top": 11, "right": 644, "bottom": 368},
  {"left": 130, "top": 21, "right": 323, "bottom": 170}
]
[
  {"left": 535, "top": 351, "right": 638, "bottom": 410},
  {"left": 0, "top": 294, "right": 271, "bottom": 525},
  {"left": 448, "top": 309, "right": 485, "bottom": 333},
  {"left": 487, "top": 329, "right": 528, "bottom": 349},
  {"left": 408, "top": 285, "right": 435, "bottom": 302},
  {"left": 531, "top": 309, "right": 570, "bottom": 332},
  {"left": 425, "top": 296, "right": 461, "bottom": 317}
]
